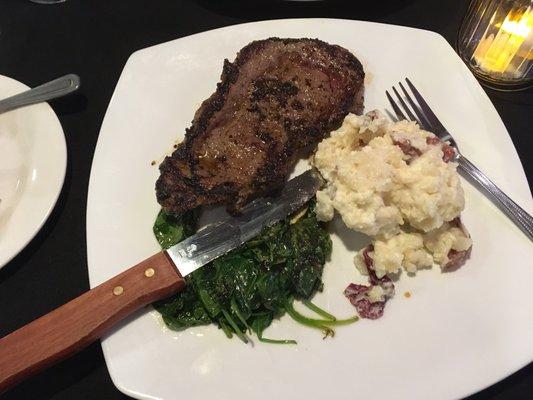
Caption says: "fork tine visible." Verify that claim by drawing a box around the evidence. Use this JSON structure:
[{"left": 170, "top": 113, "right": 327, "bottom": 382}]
[
  {"left": 405, "top": 78, "right": 447, "bottom": 133},
  {"left": 392, "top": 86, "right": 418, "bottom": 123},
  {"left": 398, "top": 82, "right": 431, "bottom": 130},
  {"left": 386, "top": 90, "right": 406, "bottom": 121}
]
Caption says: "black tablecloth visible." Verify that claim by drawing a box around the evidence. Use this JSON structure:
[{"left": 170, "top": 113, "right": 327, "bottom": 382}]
[{"left": 0, "top": 1, "right": 531, "bottom": 399}]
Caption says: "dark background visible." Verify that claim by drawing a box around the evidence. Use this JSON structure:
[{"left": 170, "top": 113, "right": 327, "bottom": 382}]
[{"left": 0, "top": 0, "right": 531, "bottom": 399}]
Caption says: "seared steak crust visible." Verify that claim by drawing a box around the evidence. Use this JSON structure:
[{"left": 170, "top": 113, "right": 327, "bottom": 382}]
[{"left": 157, "top": 38, "right": 365, "bottom": 214}]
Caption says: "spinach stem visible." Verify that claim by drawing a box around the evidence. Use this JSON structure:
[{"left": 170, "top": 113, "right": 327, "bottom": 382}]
[
  {"left": 302, "top": 299, "right": 336, "bottom": 321},
  {"left": 321, "top": 316, "right": 359, "bottom": 325},
  {"left": 285, "top": 299, "right": 334, "bottom": 337},
  {"left": 258, "top": 337, "right": 297, "bottom": 345},
  {"left": 219, "top": 318, "right": 233, "bottom": 339},
  {"left": 286, "top": 297, "right": 358, "bottom": 337},
  {"left": 221, "top": 309, "right": 249, "bottom": 344},
  {"left": 230, "top": 297, "right": 252, "bottom": 334}
]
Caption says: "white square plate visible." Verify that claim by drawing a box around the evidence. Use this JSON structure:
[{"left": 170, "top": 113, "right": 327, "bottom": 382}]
[{"left": 87, "top": 19, "right": 533, "bottom": 400}]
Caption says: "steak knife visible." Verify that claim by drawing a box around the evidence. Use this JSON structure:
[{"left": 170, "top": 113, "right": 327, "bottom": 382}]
[{"left": 0, "top": 170, "right": 322, "bottom": 393}]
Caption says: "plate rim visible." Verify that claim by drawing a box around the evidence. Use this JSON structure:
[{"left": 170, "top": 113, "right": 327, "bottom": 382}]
[{"left": 0, "top": 75, "right": 67, "bottom": 269}]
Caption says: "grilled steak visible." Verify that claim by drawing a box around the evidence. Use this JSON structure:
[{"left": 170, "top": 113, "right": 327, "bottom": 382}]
[{"left": 156, "top": 38, "right": 365, "bottom": 215}]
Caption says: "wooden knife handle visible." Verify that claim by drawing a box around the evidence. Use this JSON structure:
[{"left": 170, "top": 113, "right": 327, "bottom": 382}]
[{"left": 0, "top": 251, "right": 185, "bottom": 393}]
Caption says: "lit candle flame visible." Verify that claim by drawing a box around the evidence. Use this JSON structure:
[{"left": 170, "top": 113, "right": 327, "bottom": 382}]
[{"left": 473, "top": 8, "right": 531, "bottom": 74}]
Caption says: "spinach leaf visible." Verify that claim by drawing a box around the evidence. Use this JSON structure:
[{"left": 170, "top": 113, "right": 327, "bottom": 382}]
[
  {"left": 153, "top": 209, "right": 197, "bottom": 249},
  {"left": 154, "top": 285, "right": 211, "bottom": 329}
]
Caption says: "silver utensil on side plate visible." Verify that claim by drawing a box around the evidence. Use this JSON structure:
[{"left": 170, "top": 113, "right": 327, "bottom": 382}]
[
  {"left": 0, "top": 74, "right": 80, "bottom": 114},
  {"left": 386, "top": 78, "right": 533, "bottom": 241}
]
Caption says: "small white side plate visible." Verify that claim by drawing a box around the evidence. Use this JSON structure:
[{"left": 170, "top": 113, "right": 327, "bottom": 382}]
[
  {"left": 0, "top": 75, "right": 67, "bottom": 268},
  {"left": 87, "top": 19, "right": 533, "bottom": 400}
]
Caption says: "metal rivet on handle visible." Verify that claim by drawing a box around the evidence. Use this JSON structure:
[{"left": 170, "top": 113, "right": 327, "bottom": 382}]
[
  {"left": 144, "top": 268, "right": 155, "bottom": 278},
  {"left": 113, "top": 286, "right": 124, "bottom": 296}
]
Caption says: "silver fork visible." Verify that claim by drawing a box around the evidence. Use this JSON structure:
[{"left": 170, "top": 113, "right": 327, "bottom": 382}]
[{"left": 386, "top": 78, "right": 533, "bottom": 241}]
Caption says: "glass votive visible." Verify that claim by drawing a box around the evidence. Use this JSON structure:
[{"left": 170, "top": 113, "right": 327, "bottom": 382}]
[{"left": 457, "top": 0, "right": 532, "bottom": 90}]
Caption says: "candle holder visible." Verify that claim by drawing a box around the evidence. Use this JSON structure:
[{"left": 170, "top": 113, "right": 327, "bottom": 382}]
[{"left": 458, "top": 0, "right": 532, "bottom": 91}]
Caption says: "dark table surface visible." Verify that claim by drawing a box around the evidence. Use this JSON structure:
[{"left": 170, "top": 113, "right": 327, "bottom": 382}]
[{"left": 0, "top": 0, "right": 531, "bottom": 399}]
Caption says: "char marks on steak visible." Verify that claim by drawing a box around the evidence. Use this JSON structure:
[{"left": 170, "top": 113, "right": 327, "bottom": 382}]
[{"left": 156, "top": 38, "right": 365, "bottom": 215}]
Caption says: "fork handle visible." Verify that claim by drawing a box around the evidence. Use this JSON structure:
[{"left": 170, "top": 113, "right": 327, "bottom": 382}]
[{"left": 458, "top": 155, "right": 533, "bottom": 241}]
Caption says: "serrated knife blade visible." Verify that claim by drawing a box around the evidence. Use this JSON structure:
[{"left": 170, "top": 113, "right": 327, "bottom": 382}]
[{"left": 166, "top": 169, "right": 323, "bottom": 276}]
